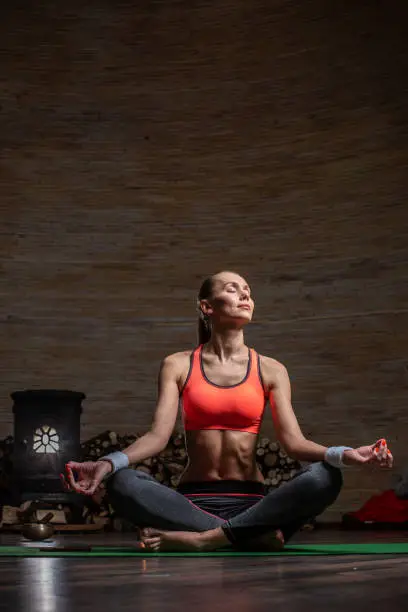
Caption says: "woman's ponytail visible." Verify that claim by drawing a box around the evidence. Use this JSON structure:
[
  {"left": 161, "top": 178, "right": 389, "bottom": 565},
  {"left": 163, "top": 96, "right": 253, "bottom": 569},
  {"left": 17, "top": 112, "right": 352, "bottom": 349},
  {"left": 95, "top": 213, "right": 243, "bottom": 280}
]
[
  {"left": 198, "top": 314, "right": 212, "bottom": 345},
  {"left": 197, "top": 276, "right": 214, "bottom": 345}
]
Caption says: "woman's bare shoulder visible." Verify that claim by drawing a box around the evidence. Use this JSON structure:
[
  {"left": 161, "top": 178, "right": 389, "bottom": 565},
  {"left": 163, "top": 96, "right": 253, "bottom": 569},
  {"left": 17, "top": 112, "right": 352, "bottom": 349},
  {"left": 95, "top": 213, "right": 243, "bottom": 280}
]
[
  {"left": 161, "top": 350, "right": 194, "bottom": 387},
  {"left": 258, "top": 353, "right": 288, "bottom": 382},
  {"left": 161, "top": 350, "right": 194, "bottom": 373},
  {"left": 164, "top": 349, "right": 194, "bottom": 363}
]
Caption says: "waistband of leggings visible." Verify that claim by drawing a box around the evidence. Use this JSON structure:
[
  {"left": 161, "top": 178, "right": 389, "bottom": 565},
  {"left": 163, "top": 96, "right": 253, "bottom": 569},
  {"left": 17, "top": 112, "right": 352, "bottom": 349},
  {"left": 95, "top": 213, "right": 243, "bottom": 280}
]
[{"left": 177, "top": 480, "right": 266, "bottom": 496}]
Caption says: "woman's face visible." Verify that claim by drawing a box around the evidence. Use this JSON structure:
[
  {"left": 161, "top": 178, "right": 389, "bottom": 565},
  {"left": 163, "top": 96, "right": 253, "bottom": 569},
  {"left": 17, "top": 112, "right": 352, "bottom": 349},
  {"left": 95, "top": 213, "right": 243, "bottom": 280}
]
[{"left": 201, "top": 271, "right": 254, "bottom": 326}]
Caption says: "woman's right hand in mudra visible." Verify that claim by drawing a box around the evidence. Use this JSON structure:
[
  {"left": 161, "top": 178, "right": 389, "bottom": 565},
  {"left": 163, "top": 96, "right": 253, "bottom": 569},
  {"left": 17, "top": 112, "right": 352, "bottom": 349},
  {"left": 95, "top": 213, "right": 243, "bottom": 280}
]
[{"left": 61, "top": 460, "right": 112, "bottom": 496}]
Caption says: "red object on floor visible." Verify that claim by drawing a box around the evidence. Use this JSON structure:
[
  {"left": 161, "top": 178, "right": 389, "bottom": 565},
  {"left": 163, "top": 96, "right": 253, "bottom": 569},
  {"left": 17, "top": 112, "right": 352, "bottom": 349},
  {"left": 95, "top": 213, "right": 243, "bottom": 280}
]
[{"left": 346, "top": 489, "right": 408, "bottom": 523}]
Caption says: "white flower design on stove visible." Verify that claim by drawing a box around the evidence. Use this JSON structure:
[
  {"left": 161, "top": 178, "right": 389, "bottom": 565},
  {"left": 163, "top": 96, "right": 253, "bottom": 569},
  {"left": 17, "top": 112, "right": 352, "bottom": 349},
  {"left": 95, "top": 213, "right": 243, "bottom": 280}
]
[{"left": 33, "top": 425, "right": 60, "bottom": 453}]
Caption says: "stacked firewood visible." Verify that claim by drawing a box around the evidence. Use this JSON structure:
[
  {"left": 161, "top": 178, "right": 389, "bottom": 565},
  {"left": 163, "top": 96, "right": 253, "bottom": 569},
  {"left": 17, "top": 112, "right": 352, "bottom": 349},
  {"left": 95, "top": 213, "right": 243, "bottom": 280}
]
[{"left": 255, "top": 438, "right": 300, "bottom": 487}]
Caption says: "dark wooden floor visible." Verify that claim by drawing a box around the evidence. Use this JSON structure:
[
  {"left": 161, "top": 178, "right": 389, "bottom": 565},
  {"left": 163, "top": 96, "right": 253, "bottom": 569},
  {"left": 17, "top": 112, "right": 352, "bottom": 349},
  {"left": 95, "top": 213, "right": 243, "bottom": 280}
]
[{"left": 0, "top": 529, "right": 407, "bottom": 612}]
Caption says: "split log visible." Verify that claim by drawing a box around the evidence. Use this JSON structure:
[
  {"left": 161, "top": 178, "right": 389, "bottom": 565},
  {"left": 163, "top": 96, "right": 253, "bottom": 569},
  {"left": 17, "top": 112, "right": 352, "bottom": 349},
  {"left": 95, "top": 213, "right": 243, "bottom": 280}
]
[{"left": 263, "top": 452, "right": 278, "bottom": 467}]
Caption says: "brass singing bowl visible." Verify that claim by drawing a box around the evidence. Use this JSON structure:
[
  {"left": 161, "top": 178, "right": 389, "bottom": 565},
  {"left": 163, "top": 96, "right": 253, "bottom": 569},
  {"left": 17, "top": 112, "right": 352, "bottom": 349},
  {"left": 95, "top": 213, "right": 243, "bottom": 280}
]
[{"left": 22, "top": 523, "right": 55, "bottom": 541}]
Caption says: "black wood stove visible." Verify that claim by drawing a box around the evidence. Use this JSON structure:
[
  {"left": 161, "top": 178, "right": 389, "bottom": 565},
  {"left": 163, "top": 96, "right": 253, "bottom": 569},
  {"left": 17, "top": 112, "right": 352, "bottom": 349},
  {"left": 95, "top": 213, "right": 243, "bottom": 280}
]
[{"left": 11, "top": 389, "right": 85, "bottom": 505}]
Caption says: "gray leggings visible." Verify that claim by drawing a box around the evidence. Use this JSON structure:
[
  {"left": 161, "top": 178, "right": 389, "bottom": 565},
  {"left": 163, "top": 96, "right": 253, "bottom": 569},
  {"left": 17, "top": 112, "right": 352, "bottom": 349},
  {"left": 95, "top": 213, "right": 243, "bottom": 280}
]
[{"left": 106, "top": 461, "right": 342, "bottom": 546}]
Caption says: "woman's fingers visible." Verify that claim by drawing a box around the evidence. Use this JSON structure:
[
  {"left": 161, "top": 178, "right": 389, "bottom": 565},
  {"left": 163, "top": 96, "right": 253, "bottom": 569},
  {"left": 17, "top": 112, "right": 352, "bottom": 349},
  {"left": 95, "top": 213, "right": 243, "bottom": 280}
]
[
  {"left": 373, "top": 439, "right": 387, "bottom": 459},
  {"left": 373, "top": 439, "right": 393, "bottom": 467},
  {"left": 60, "top": 471, "right": 89, "bottom": 494},
  {"left": 86, "top": 481, "right": 100, "bottom": 496},
  {"left": 65, "top": 463, "right": 94, "bottom": 494},
  {"left": 65, "top": 463, "right": 79, "bottom": 490},
  {"left": 143, "top": 537, "right": 161, "bottom": 550},
  {"left": 60, "top": 473, "right": 71, "bottom": 491},
  {"left": 62, "top": 462, "right": 104, "bottom": 496}
]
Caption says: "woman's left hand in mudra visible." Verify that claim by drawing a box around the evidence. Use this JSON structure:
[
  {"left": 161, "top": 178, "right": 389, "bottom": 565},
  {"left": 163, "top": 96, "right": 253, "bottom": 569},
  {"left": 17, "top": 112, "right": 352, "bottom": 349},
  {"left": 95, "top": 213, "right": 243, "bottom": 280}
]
[{"left": 343, "top": 439, "right": 393, "bottom": 468}]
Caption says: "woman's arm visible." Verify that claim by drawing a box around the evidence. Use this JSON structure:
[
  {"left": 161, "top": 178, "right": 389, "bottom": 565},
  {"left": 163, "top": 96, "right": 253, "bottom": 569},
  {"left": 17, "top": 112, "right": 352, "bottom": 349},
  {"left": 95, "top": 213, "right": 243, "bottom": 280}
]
[
  {"left": 262, "top": 357, "right": 328, "bottom": 462},
  {"left": 101, "top": 353, "right": 183, "bottom": 472},
  {"left": 262, "top": 357, "right": 393, "bottom": 468}
]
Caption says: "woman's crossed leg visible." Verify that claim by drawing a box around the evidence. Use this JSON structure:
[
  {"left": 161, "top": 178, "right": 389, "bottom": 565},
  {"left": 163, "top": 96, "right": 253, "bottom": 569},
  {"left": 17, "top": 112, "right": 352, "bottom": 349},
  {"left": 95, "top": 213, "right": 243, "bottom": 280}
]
[{"left": 107, "top": 462, "right": 342, "bottom": 551}]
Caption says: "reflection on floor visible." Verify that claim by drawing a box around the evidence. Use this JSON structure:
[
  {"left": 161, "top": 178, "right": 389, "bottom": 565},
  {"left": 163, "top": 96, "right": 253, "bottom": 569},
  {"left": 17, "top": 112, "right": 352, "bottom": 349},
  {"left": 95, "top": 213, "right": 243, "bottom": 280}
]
[{"left": 0, "top": 528, "right": 407, "bottom": 612}]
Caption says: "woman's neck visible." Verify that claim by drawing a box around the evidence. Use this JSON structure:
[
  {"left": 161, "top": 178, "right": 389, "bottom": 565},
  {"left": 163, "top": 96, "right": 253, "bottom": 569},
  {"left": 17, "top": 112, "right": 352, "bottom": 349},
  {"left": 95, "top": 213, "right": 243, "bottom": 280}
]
[{"left": 205, "top": 328, "right": 246, "bottom": 361}]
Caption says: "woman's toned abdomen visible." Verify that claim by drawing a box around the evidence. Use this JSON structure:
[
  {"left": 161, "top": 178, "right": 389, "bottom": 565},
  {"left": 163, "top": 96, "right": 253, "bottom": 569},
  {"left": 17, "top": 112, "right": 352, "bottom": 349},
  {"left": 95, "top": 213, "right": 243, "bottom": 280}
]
[{"left": 179, "top": 430, "right": 264, "bottom": 483}]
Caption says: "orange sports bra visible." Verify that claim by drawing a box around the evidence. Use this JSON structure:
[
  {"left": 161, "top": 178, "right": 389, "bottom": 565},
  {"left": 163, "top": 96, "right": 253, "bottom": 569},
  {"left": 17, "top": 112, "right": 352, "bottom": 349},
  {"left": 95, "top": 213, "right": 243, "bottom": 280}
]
[{"left": 181, "top": 345, "right": 268, "bottom": 434}]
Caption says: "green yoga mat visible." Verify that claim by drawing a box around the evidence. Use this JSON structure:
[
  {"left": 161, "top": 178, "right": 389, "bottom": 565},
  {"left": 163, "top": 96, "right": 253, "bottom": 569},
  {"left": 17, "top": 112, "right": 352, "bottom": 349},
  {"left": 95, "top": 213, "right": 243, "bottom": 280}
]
[{"left": 0, "top": 543, "right": 407, "bottom": 557}]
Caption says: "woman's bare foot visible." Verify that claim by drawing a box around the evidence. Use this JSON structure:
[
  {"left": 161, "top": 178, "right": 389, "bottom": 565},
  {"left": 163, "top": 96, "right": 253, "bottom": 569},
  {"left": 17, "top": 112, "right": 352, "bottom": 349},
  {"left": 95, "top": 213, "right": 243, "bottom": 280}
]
[
  {"left": 139, "top": 527, "right": 230, "bottom": 552},
  {"left": 139, "top": 527, "right": 284, "bottom": 552},
  {"left": 242, "top": 529, "right": 285, "bottom": 552}
]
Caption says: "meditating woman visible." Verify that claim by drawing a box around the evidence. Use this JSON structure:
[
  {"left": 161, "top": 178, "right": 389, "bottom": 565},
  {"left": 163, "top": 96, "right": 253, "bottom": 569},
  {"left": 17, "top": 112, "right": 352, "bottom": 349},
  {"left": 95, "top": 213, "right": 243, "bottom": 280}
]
[{"left": 65, "top": 271, "right": 393, "bottom": 551}]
